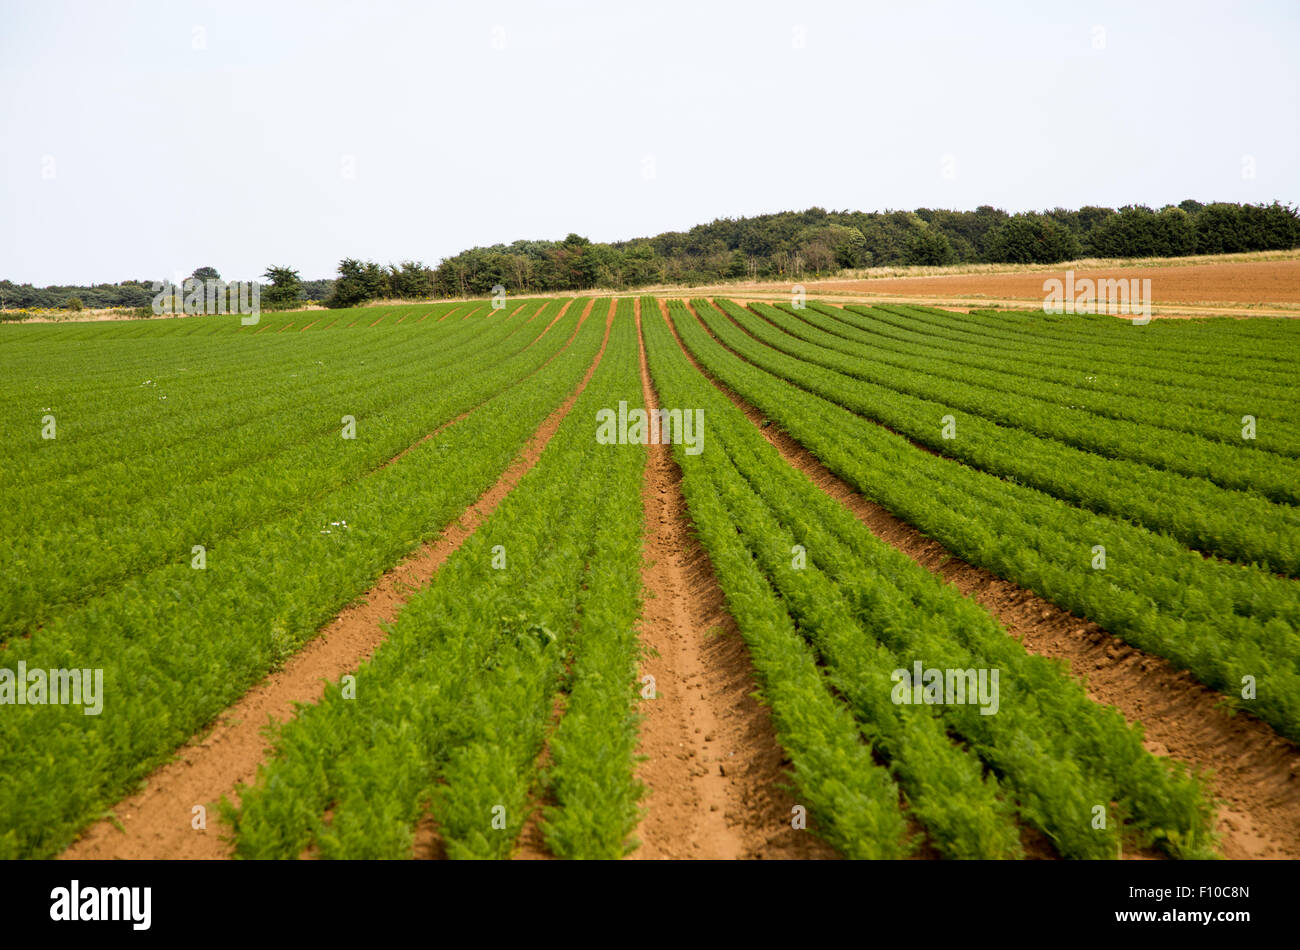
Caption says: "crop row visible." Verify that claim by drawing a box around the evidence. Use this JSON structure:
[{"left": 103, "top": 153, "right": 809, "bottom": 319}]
[
  {"left": 0, "top": 302, "right": 569, "bottom": 639},
  {"left": 864, "top": 304, "right": 1300, "bottom": 411},
  {"left": 230, "top": 301, "right": 645, "bottom": 858},
  {"left": 0, "top": 301, "right": 514, "bottom": 486},
  {"left": 0, "top": 301, "right": 466, "bottom": 427},
  {"left": 725, "top": 302, "right": 1300, "bottom": 505},
  {"left": 845, "top": 303, "right": 1300, "bottom": 422},
  {"left": 721, "top": 300, "right": 1300, "bottom": 576},
  {"left": 792, "top": 302, "right": 1300, "bottom": 458},
  {"left": 677, "top": 299, "right": 1300, "bottom": 741},
  {"left": 638, "top": 300, "right": 912, "bottom": 858},
  {"left": 650, "top": 301, "right": 1215, "bottom": 858},
  {"left": 959, "top": 302, "right": 1300, "bottom": 366},
  {"left": 0, "top": 304, "right": 608, "bottom": 858}
]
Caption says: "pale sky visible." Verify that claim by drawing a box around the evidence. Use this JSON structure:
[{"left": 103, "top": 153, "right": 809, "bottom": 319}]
[{"left": 2, "top": 0, "right": 1296, "bottom": 285}]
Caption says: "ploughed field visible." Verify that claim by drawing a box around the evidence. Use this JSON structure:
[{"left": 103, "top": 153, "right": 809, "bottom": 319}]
[
  {"left": 2, "top": 297, "right": 1297, "bottom": 860},
  {"left": 775, "top": 257, "right": 1300, "bottom": 311}
]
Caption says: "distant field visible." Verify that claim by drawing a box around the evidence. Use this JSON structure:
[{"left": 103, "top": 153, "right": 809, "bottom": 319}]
[
  {"left": 3, "top": 298, "right": 1298, "bottom": 861},
  {"left": 648, "top": 253, "right": 1300, "bottom": 317},
  {"left": 802, "top": 258, "right": 1300, "bottom": 307}
]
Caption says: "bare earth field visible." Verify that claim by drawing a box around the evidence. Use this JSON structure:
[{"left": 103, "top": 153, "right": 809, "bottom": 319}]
[
  {"left": 668, "top": 255, "right": 1300, "bottom": 319},
  {"left": 808, "top": 259, "right": 1300, "bottom": 305}
]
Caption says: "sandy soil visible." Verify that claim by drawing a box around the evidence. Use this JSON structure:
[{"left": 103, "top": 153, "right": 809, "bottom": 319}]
[
  {"left": 697, "top": 259, "right": 1300, "bottom": 319},
  {"left": 803, "top": 259, "right": 1300, "bottom": 305},
  {"left": 627, "top": 298, "right": 837, "bottom": 860}
]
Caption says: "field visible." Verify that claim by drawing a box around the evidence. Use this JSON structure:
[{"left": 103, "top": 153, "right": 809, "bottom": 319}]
[
  {"left": 2, "top": 296, "right": 1298, "bottom": 861},
  {"left": 676, "top": 253, "right": 1300, "bottom": 319}
]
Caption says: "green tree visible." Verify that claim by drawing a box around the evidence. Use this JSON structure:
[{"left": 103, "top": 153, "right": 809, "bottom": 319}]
[
  {"left": 262, "top": 266, "right": 303, "bottom": 307},
  {"left": 828, "top": 225, "right": 867, "bottom": 268},
  {"left": 985, "top": 214, "right": 1081, "bottom": 264},
  {"left": 326, "top": 259, "right": 388, "bottom": 308},
  {"left": 905, "top": 227, "right": 957, "bottom": 266},
  {"left": 388, "top": 261, "right": 435, "bottom": 299}
]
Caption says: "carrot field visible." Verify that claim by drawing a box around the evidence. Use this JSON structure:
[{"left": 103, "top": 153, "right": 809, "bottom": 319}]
[{"left": 2, "top": 298, "right": 1297, "bottom": 861}]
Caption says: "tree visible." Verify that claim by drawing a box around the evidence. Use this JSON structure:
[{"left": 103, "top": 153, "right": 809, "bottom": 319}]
[
  {"left": 262, "top": 266, "right": 303, "bottom": 307},
  {"left": 1153, "top": 207, "right": 1196, "bottom": 257},
  {"left": 1193, "top": 202, "right": 1300, "bottom": 254},
  {"left": 985, "top": 214, "right": 1081, "bottom": 264},
  {"left": 66, "top": 296, "right": 84, "bottom": 311},
  {"left": 410, "top": 201, "right": 1297, "bottom": 299},
  {"left": 191, "top": 266, "right": 220, "bottom": 283},
  {"left": 388, "top": 261, "right": 435, "bottom": 299},
  {"left": 905, "top": 227, "right": 957, "bottom": 266},
  {"left": 828, "top": 225, "right": 867, "bottom": 268},
  {"left": 326, "top": 259, "right": 389, "bottom": 308},
  {"left": 620, "top": 243, "right": 659, "bottom": 287}
]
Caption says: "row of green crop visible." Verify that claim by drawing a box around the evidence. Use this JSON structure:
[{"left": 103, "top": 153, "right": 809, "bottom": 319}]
[
  {"left": 650, "top": 301, "right": 1215, "bottom": 859},
  {"left": 723, "top": 302, "right": 1300, "bottom": 506},
  {"left": 4, "top": 307, "right": 521, "bottom": 525},
  {"left": 952, "top": 302, "right": 1300, "bottom": 370},
  {"left": 0, "top": 300, "right": 498, "bottom": 459},
  {"left": 719, "top": 300, "right": 1300, "bottom": 576},
  {"left": 10, "top": 304, "right": 541, "bottom": 523},
  {"left": 705, "top": 300, "right": 1300, "bottom": 633},
  {"left": 638, "top": 299, "right": 913, "bottom": 858},
  {"left": 0, "top": 301, "right": 466, "bottom": 421},
  {"left": 867, "top": 304, "right": 1300, "bottom": 409},
  {"left": 536, "top": 300, "right": 646, "bottom": 858},
  {"left": 933, "top": 302, "right": 1300, "bottom": 382},
  {"left": 230, "top": 302, "right": 645, "bottom": 859},
  {"left": 676, "top": 299, "right": 1300, "bottom": 742},
  {"left": 0, "top": 303, "right": 568, "bottom": 640},
  {"left": 0, "top": 301, "right": 512, "bottom": 485},
  {"left": 790, "top": 302, "right": 1300, "bottom": 458},
  {"left": 646, "top": 304, "right": 1007, "bottom": 857},
  {"left": 844, "top": 303, "right": 1300, "bottom": 423},
  {"left": 0, "top": 305, "right": 608, "bottom": 858}
]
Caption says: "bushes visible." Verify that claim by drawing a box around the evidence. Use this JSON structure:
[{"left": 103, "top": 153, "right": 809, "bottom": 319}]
[
  {"left": 905, "top": 227, "right": 958, "bottom": 265},
  {"left": 984, "top": 214, "right": 1082, "bottom": 264},
  {"left": 1089, "top": 206, "right": 1195, "bottom": 257},
  {"left": 1085, "top": 202, "right": 1300, "bottom": 258},
  {"left": 1194, "top": 201, "right": 1300, "bottom": 254}
]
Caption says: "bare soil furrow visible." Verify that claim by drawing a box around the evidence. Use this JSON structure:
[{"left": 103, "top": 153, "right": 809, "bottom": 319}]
[{"left": 632, "top": 298, "right": 836, "bottom": 860}]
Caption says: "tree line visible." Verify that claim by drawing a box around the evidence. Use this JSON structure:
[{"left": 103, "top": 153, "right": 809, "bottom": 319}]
[
  {"left": 429, "top": 201, "right": 1300, "bottom": 297},
  {"left": 0, "top": 267, "right": 334, "bottom": 312},
  {"left": 4, "top": 200, "right": 1297, "bottom": 311}
]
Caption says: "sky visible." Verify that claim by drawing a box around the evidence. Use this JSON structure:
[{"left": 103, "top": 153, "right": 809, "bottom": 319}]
[{"left": 1, "top": 0, "right": 1297, "bottom": 285}]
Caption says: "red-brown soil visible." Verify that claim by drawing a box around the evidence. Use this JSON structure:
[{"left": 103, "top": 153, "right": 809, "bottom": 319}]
[
  {"left": 628, "top": 298, "right": 837, "bottom": 860},
  {"left": 808, "top": 259, "right": 1300, "bottom": 307}
]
